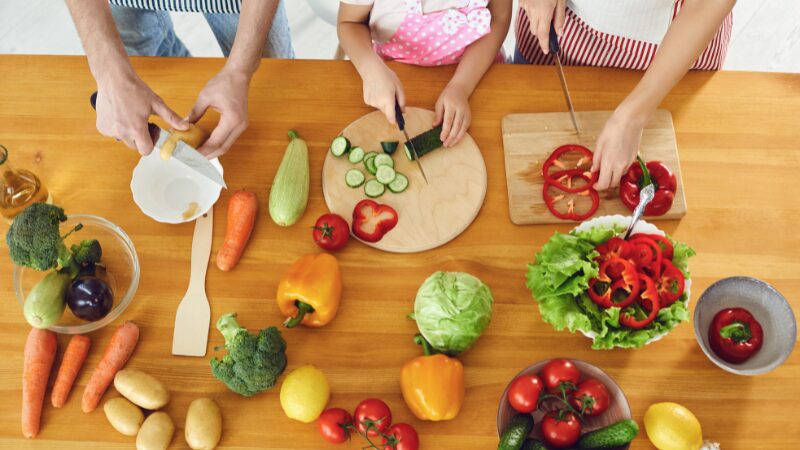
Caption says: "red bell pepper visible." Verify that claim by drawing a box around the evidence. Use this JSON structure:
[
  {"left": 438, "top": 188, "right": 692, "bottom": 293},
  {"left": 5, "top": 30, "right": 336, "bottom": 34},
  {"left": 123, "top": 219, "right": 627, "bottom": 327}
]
[
  {"left": 595, "top": 237, "right": 633, "bottom": 262},
  {"left": 588, "top": 257, "right": 640, "bottom": 309},
  {"left": 655, "top": 259, "right": 685, "bottom": 307},
  {"left": 542, "top": 145, "right": 593, "bottom": 190},
  {"left": 708, "top": 307, "right": 764, "bottom": 364},
  {"left": 619, "top": 158, "right": 677, "bottom": 216},
  {"left": 351, "top": 199, "right": 398, "bottom": 243},
  {"left": 629, "top": 237, "right": 662, "bottom": 279},
  {"left": 631, "top": 233, "right": 674, "bottom": 261},
  {"left": 620, "top": 276, "right": 660, "bottom": 329},
  {"left": 542, "top": 173, "right": 599, "bottom": 221}
]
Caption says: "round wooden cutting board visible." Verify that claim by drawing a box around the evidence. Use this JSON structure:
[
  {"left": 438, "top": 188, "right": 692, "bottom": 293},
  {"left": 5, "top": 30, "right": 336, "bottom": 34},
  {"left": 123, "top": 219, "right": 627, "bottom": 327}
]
[{"left": 322, "top": 108, "right": 487, "bottom": 253}]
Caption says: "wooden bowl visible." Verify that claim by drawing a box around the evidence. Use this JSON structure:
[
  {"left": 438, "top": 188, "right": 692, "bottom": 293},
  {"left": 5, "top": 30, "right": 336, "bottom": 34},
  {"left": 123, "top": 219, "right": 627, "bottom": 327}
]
[{"left": 496, "top": 359, "right": 632, "bottom": 449}]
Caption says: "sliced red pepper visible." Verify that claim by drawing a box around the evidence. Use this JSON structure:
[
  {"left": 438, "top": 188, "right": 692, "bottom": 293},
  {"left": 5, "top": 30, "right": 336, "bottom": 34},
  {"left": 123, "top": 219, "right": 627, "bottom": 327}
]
[
  {"left": 542, "top": 145, "right": 594, "bottom": 190},
  {"left": 542, "top": 175, "right": 599, "bottom": 221},
  {"left": 547, "top": 168, "right": 594, "bottom": 193},
  {"left": 655, "top": 259, "right": 685, "bottom": 307},
  {"left": 630, "top": 237, "right": 662, "bottom": 279},
  {"left": 631, "top": 233, "right": 674, "bottom": 261},
  {"left": 588, "top": 257, "right": 640, "bottom": 308},
  {"left": 708, "top": 308, "right": 764, "bottom": 364},
  {"left": 620, "top": 284, "right": 661, "bottom": 330},
  {"left": 595, "top": 237, "right": 634, "bottom": 262},
  {"left": 619, "top": 158, "right": 677, "bottom": 216},
  {"left": 351, "top": 199, "right": 398, "bottom": 243}
]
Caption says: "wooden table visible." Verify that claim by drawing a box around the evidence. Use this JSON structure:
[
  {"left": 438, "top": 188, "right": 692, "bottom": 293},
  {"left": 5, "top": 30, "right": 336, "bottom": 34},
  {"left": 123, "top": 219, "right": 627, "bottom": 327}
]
[{"left": 1, "top": 55, "right": 798, "bottom": 450}]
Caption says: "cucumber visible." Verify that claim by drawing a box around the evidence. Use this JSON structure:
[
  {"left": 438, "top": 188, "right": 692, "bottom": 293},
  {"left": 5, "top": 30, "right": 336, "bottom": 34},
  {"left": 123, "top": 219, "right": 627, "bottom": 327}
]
[
  {"left": 498, "top": 414, "right": 533, "bottom": 450},
  {"left": 348, "top": 146, "right": 365, "bottom": 164},
  {"left": 365, "top": 156, "right": 378, "bottom": 175},
  {"left": 24, "top": 271, "right": 69, "bottom": 328},
  {"left": 381, "top": 140, "right": 399, "bottom": 154},
  {"left": 520, "top": 440, "right": 547, "bottom": 450},
  {"left": 375, "top": 165, "right": 396, "bottom": 185},
  {"left": 363, "top": 151, "right": 379, "bottom": 163},
  {"left": 374, "top": 153, "right": 394, "bottom": 168},
  {"left": 387, "top": 173, "right": 409, "bottom": 193},
  {"left": 576, "top": 419, "right": 639, "bottom": 449},
  {"left": 269, "top": 130, "right": 309, "bottom": 227},
  {"left": 330, "top": 135, "right": 350, "bottom": 157},
  {"left": 345, "top": 168, "right": 366, "bottom": 188},
  {"left": 404, "top": 125, "right": 444, "bottom": 160},
  {"left": 364, "top": 179, "right": 385, "bottom": 198}
]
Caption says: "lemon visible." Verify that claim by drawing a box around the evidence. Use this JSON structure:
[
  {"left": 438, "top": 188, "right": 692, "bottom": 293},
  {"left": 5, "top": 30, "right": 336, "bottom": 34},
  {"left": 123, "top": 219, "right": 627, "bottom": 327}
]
[
  {"left": 279, "top": 365, "right": 330, "bottom": 423},
  {"left": 644, "top": 402, "right": 704, "bottom": 450}
]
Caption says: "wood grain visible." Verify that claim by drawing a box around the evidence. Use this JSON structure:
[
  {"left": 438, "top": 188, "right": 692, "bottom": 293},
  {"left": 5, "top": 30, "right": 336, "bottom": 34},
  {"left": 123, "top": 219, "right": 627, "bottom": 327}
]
[
  {"left": 0, "top": 56, "right": 799, "bottom": 450},
  {"left": 502, "top": 110, "right": 687, "bottom": 225},
  {"left": 322, "top": 108, "right": 487, "bottom": 253}
]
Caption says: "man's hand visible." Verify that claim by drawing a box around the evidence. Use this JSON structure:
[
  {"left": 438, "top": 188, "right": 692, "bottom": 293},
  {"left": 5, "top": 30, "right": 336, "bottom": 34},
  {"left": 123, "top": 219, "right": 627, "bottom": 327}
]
[
  {"left": 520, "top": 0, "right": 565, "bottom": 54},
  {"left": 434, "top": 82, "right": 471, "bottom": 148},
  {"left": 591, "top": 107, "right": 646, "bottom": 190},
  {"left": 362, "top": 60, "right": 406, "bottom": 125},
  {"left": 186, "top": 68, "right": 252, "bottom": 159}
]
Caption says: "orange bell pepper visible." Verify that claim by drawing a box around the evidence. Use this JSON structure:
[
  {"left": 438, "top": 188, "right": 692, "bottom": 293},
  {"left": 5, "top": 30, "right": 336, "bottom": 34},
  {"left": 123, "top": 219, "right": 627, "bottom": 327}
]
[
  {"left": 276, "top": 253, "right": 342, "bottom": 328},
  {"left": 400, "top": 335, "right": 465, "bottom": 421}
]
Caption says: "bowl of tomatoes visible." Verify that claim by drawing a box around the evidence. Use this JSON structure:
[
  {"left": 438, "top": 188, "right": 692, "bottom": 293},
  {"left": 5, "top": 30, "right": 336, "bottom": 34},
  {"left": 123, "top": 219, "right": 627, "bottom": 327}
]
[{"left": 497, "top": 358, "right": 637, "bottom": 450}]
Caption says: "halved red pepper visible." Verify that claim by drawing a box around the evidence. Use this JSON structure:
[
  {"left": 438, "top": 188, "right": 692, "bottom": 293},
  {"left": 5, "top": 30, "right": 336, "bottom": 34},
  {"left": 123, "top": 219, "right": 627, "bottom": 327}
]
[
  {"left": 620, "top": 277, "right": 660, "bottom": 329},
  {"left": 655, "top": 259, "right": 685, "bottom": 307},
  {"left": 631, "top": 233, "right": 674, "bottom": 261},
  {"left": 588, "top": 257, "right": 640, "bottom": 308},
  {"left": 708, "top": 308, "right": 764, "bottom": 364},
  {"left": 542, "top": 145, "right": 593, "bottom": 190},
  {"left": 595, "top": 237, "right": 634, "bottom": 262},
  {"left": 629, "top": 237, "right": 662, "bottom": 279},
  {"left": 619, "top": 158, "right": 677, "bottom": 216},
  {"left": 351, "top": 199, "right": 398, "bottom": 243},
  {"left": 542, "top": 174, "right": 599, "bottom": 221}
]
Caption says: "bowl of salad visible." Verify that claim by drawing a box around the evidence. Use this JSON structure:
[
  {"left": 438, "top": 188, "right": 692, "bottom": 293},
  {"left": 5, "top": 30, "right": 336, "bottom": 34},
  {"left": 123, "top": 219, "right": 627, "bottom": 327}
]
[{"left": 526, "top": 215, "right": 695, "bottom": 350}]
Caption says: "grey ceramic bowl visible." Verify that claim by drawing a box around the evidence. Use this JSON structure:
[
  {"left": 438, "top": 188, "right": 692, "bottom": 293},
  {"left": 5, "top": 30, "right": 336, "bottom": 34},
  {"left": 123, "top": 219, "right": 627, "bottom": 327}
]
[{"left": 694, "top": 277, "right": 796, "bottom": 376}]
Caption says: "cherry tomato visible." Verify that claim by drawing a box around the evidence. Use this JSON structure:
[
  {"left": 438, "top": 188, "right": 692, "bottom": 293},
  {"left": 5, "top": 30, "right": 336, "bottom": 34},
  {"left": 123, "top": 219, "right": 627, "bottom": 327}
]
[
  {"left": 540, "top": 359, "right": 581, "bottom": 392},
  {"left": 382, "top": 423, "right": 420, "bottom": 450},
  {"left": 570, "top": 378, "right": 610, "bottom": 417},
  {"left": 541, "top": 412, "right": 582, "bottom": 449},
  {"left": 312, "top": 213, "right": 350, "bottom": 251},
  {"left": 317, "top": 408, "right": 352, "bottom": 444},
  {"left": 507, "top": 374, "right": 543, "bottom": 413},
  {"left": 354, "top": 398, "right": 392, "bottom": 437}
]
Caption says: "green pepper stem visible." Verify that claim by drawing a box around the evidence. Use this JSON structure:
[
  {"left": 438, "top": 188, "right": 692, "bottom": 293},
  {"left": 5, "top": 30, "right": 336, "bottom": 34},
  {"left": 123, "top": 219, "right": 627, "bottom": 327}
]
[
  {"left": 284, "top": 301, "right": 314, "bottom": 328},
  {"left": 720, "top": 321, "right": 752, "bottom": 343},
  {"left": 636, "top": 155, "right": 654, "bottom": 189},
  {"left": 413, "top": 334, "right": 435, "bottom": 356}
]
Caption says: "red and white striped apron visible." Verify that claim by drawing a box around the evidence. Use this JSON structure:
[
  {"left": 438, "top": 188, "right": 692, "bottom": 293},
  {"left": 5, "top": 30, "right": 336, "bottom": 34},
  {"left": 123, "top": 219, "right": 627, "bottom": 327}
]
[{"left": 515, "top": 0, "right": 733, "bottom": 70}]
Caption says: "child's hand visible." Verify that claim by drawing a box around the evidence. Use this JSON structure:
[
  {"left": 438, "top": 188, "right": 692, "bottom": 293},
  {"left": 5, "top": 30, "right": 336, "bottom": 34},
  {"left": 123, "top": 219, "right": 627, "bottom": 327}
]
[
  {"left": 591, "top": 109, "right": 646, "bottom": 190},
  {"left": 362, "top": 61, "right": 405, "bottom": 125},
  {"left": 520, "top": 0, "right": 566, "bottom": 54},
  {"left": 434, "top": 83, "right": 471, "bottom": 148}
]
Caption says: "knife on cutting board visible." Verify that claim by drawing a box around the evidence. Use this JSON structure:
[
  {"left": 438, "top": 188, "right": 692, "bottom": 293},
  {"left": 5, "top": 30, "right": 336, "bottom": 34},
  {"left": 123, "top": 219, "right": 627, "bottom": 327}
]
[
  {"left": 548, "top": 23, "right": 581, "bottom": 136},
  {"left": 89, "top": 92, "right": 226, "bottom": 188},
  {"left": 395, "top": 98, "right": 429, "bottom": 184}
]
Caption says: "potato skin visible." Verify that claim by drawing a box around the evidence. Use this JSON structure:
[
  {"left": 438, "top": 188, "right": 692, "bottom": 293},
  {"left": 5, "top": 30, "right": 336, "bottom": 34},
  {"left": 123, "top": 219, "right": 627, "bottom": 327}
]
[
  {"left": 103, "top": 397, "right": 144, "bottom": 436},
  {"left": 136, "top": 412, "right": 174, "bottom": 450},
  {"left": 114, "top": 369, "right": 170, "bottom": 410},
  {"left": 185, "top": 398, "right": 222, "bottom": 450}
]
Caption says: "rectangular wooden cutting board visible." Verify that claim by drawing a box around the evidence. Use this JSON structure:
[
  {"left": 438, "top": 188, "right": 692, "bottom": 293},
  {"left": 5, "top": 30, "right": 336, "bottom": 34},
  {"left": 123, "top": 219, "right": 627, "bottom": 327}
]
[{"left": 502, "top": 110, "right": 687, "bottom": 225}]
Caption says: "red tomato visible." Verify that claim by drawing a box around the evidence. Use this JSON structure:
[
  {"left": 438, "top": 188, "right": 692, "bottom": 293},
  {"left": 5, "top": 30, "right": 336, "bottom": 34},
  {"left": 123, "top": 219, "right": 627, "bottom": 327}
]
[
  {"left": 541, "top": 412, "right": 582, "bottom": 449},
  {"left": 312, "top": 213, "right": 350, "bottom": 251},
  {"left": 354, "top": 398, "right": 392, "bottom": 437},
  {"left": 507, "top": 374, "right": 543, "bottom": 413},
  {"left": 382, "top": 423, "right": 420, "bottom": 450},
  {"left": 570, "top": 378, "right": 610, "bottom": 417},
  {"left": 317, "top": 408, "right": 352, "bottom": 444},
  {"left": 540, "top": 359, "right": 581, "bottom": 392}
]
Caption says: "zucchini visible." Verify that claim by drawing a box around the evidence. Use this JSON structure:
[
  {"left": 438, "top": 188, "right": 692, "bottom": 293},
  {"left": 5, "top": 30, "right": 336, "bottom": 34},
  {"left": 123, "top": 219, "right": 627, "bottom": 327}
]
[
  {"left": 364, "top": 179, "right": 385, "bottom": 198},
  {"left": 387, "top": 173, "right": 409, "bottom": 193},
  {"left": 375, "top": 165, "right": 396, "bottom": 185},
  {"left": 348, "top": 146, "right": 365, "bottom": 164},
  {"left": 345, "top": 168, "right": 366, "bottom": 188},
  {"left": 404, "top": 125, "right": 444, "bottom": 160},
  {"left": 365, "top": 156, "right": 378, "bottom": 175},
  {"left": 24, "top": 271, "right": 69, "bottom": 328},
  {"left": 374, "top": 153, "right": 394, "bottom": 168},
  {"left": 330, "top": 135, "right": 350, "bottom": 157},
  {"left": 381, "top": 140, "right": 399, "bottom": 154},
  {"left": 269, "top": 130, "right": 309, "bottom": 227},
  {"left": 576, "top": 419, "right": 639, "bottom": 449},
  {"left": 498, "top": 414, "right": 533, "bottom": 450}
]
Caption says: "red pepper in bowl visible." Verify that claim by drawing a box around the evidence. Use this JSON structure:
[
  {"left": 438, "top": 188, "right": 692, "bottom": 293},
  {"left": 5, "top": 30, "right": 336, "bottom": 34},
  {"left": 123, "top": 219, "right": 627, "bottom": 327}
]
[
  {"left": 619, "top": 158, "right": 677, "bottom": 216},
  {"left": 709, "top": 308, "right": 764, "bottom": 364}
]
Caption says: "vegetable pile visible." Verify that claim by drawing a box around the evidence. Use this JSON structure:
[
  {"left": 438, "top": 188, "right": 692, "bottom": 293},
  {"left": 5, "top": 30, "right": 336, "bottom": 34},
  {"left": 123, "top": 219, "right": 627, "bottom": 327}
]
[{"left": 526, "top": 223, "right": 694, "bottom": 349}]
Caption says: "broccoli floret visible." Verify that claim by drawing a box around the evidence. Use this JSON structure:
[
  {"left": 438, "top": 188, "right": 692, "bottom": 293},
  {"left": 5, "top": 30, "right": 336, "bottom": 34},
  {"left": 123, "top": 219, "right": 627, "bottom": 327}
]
[
  {"left": 6, "top": 203, "right": 82, "bottom": 271},
  {"left": 71, "top": 239, "right": 102, "bottom": 266},
  {"left": 210, "top": 313, "right": 287, "bottom": 397}
]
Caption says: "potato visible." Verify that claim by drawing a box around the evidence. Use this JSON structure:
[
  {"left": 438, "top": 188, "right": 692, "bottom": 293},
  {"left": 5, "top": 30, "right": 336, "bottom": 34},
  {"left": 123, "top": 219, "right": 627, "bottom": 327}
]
[
  {"left": 185, "top": 398, "right": 222, "bottom": 450},
  {"left": 160, "top": 124, "right": 208, "bottom": 160},
  {"left": 136, "top": 412, "right": 174, "bottom": 450},
  {"left": 114, "top": 369, "right": 170, "bottom": 410},
  {"left": 103, "top": 397, "right": 144, "bottom": 436}
]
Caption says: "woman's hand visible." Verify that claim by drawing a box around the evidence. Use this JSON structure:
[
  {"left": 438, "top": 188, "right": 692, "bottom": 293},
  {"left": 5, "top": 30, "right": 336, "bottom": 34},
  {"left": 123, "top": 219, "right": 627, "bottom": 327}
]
[
  {"left": 519, "top": 0, "right": 566, "bottom": 53},
  {"left": 591, "top": 107, "right": 649, "bottom": 190},
  {"left": 362, "top": 60, "right": 406, "bottom": 125},
  {"left": 434, "top": 82, "right": 471, "bottom": 147}
]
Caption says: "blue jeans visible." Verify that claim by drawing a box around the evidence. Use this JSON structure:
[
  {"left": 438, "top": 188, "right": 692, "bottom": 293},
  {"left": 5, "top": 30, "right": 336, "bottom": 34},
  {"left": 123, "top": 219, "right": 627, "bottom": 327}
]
[{"left": 110, "top": 2, "right": 294, "bottom": 58}]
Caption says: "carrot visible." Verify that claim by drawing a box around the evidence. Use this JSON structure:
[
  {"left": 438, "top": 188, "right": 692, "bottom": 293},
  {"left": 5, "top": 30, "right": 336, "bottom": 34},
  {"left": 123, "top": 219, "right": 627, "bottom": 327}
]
[
  {"left": 22, "top": 328, "right": 58, "bottom": 439},
  {"left": 81, "top": 321, "right": 139, "bottom": 413},
  {"left": 50, "top": 334, "right": 91, "bottom": 408},
  {"left": 216, "top": 190, "right": 258, "bottom": 271}
]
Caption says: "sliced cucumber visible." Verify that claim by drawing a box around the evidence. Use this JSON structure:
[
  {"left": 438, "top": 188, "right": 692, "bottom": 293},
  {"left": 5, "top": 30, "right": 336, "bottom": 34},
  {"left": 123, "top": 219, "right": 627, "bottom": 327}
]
[
  {"left": 348, "top": 146, "right": 365, "bottom": 164},
  {"left": 365, "top": 156, "right": 378, "bottom": 175},
  {"left": 374, "top": 153, "right": 394, "bottom": 168},
  {"left": 404, "top": 125, "right": 443, "bottom": 160},
  {"left": 330, "top": 135, "right": 350, "bottom": 157},
  {"left": 381, "top": 141, "right": 399, "bottom": 155},
  {"left": 387, "top": 173, "right": 409, "bottom": 193},
  {"left": 363, "top": 151, "right": 378, "bottom": 163},
  {"left": 364, "top": 179, "right": 385, "bottom": 198},
  {"left": 345, "top": 168, "right": 366, "bottom": 188},
  {"left": 375, "top": 165, "right": 396, "bottom": 185}
]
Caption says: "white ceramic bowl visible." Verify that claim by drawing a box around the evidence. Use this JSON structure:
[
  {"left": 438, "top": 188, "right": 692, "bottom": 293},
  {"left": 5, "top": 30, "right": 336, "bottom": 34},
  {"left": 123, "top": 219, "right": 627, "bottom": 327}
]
[
  {"left": 694, "top": 277, "right": 796, "bottom": 376},
  {"left": 130, "top": 151, "right": 224, "bottom": 224}
]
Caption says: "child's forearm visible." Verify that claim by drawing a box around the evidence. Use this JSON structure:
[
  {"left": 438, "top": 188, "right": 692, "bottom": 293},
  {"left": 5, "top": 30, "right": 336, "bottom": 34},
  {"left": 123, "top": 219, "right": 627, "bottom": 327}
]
[
  {"left": 337, "top": 19, "right": 386, "bottom": 78},
  {"left": 617, "top": 0, "right": 735, "bottom": 122}
]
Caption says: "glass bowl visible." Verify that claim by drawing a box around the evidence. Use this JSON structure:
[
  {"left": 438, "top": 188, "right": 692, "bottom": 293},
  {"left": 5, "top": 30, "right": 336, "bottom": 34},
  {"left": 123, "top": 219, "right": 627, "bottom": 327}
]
[{"left": 13, "top": 215, "right": 139, "bottom": 334}]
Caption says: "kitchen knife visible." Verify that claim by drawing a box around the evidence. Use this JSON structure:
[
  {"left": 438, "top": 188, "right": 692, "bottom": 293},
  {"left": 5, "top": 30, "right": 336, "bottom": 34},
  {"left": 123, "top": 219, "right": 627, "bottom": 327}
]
[
  {"left": 548, "top": 23, "right": 581, "bottom": 135},
  {"left": 89, "top": 92, "right": 226, "bottom": 188},
  {"left": 394, "top": 98, "right": 429, "bottom": 184}
]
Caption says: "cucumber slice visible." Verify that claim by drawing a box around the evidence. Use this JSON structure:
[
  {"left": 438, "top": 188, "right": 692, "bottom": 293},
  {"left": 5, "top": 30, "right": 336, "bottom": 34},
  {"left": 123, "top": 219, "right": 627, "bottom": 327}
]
[
  {"left": 375, "top": 165, "right": 396, "bottom": 185},
  {"left": 364, "top": 179, "right": 385, "bottom": 198},
  {"left": 330, "top": 135, "right": 350, "bottom": 157},
  {"left": 345, "top": 168, "right": 365, "bottom": 188},
  {"left": 381, "top": 141, "right": 399, "bottom": 154},
  {"left": 404, "top": 126, "right": 443, "bottom": 160},
  {"left": 348, "top": 146, "right": 365, "bottom": 164},
  {"left": 365, "top": 156, "right": 378, "bottom": 175},
  {"left": 387, "top": 173, "right": 409, "bottom": 193},
  {"left": 374, "top": 153, "right": 394, "bottom": 168}
]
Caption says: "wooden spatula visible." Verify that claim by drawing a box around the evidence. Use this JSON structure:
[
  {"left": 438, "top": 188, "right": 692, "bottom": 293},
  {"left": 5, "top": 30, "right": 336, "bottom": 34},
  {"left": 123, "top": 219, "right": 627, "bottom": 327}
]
[{"left": 172, "top": 206, "right": 213, "bottom": 357}]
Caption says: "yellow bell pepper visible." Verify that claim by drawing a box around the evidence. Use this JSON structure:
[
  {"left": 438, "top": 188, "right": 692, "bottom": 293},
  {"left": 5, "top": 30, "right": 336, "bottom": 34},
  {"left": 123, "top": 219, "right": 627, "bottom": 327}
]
[
  {"left": 400, "top": 336, "right": 465, "bottom": 421},
  {"left": 276, "top": 253, "right": 342, "bottom": 328}
]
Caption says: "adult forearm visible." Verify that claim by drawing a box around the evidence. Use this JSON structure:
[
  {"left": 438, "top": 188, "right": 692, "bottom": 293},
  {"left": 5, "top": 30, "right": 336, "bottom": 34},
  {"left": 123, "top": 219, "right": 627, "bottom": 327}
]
[
  {"left": 226, "top": 0, "right": 280, "bottom": 75},
  {"left": 65, "top": 0, "right": 134, "bottom": 84},
  {"left": 450, "top": 4, "right": 511, "bottom": 96}
]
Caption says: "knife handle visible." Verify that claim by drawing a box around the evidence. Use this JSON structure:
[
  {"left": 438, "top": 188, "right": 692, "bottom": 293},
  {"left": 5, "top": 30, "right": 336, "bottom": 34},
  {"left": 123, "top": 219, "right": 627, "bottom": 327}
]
[
  {"left": 89, "top": 91, "right": 160, "bottom": 142},
  {"left": 548, "top": 21, "right": 560, "bottom": 55},
  {"left": 394, "top": 97, "right": 406, "bottom": 131}
]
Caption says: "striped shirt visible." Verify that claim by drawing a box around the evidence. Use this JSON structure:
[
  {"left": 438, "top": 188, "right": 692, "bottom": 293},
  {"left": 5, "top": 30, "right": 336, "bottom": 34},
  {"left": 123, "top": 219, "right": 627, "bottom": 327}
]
[
  {"left": 515, "top": 0, "right": 733, "bottom": 70},
  {"left": 109, "top": 0, "right": 241, "bottom": 13}
]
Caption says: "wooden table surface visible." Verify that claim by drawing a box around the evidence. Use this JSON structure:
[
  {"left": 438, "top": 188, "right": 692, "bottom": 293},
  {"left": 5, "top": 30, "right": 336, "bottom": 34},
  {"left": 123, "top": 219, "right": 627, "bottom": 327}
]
[{"left": 1, "top": 55, "right": 798, "bottom": 450}]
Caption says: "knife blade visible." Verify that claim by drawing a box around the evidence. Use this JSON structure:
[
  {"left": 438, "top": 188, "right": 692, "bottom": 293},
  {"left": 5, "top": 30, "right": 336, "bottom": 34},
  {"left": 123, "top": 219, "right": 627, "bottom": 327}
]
[
  {"left": 548, "top": 23, "right": 581, "bottom": 135},
  {"left": 394, "top": 98, "right": 429, "bottom": 184}
]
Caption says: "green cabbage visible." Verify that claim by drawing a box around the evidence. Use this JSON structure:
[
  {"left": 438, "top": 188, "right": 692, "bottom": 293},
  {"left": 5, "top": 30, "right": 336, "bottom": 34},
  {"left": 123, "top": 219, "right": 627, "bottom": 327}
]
[{"left": 414, "top": 271, "right": 494, "bottom": 355}]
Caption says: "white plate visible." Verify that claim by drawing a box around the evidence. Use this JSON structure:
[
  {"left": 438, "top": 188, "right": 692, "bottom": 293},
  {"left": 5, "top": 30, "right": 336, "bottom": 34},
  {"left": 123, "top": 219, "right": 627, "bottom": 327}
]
[{"left": 130, "top": 151, "right": 224, "bottom": 224}]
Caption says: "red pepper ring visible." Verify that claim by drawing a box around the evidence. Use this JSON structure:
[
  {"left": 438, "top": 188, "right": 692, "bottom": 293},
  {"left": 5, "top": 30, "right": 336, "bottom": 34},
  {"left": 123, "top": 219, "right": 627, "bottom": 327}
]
[
  {"left": 620, "top": 289, "right": 661, "bottom": 330},
  {"left": 542, "top": 175, "right": 600, "bottom": 222},
  {"left": 595, "top": 237, "right": 634, "bottom": 262},
  {"left": 630, "top": 237, "right": 663, "bottom": 279},
  {"left": 542, "top": 144, "right": 594, "bottom": 188},
  {"left": 588, "top": 257, "right": 640, "bottom": 309},
  {"left": 656, "top": 259, "right": 685, "bottom": 307},
  {"left": 546, "top": 168, "right": 596, "bottom": 193},
  {"left": 630, "top": 233, "right": 674, "bottom": 261}
]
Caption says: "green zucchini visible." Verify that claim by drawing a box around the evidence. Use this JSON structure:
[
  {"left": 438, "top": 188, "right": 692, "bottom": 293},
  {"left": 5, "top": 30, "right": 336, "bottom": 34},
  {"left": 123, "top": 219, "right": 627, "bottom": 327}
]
[
  {"left": 404, "top": 125, "right": 444, "bottom": 160},
  {"left": 498, "top": 414, "right": 533, "bottom": 450},
  {"left": 269, "top": 130, "right": 309, "bottom": 227},
  {"left": 348, "top": 146, "right": 365, "bottom": 164},
  {"left": 330, "top": 135, "right": 350, "bottom": 157},
  {"left": 364, "top": 179, "right": 385, "bottom": 198},
  {"left": 24, "top": 271, "right": 69, "bottom": 328},
  {"left": 387, "top": 173, "right": 409, "bottom": 193},
  {"left": 576, "top": 419, "right": 639, "bottom": 449},
  {"left": 381, "top": 140, "right": 399, "bottom": 154},
  {"left": 345, "top": 168, "right": 366, "bottom": 188},
  {"left": 375, "top": 165, "right": 396, "bottom": 185}
]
